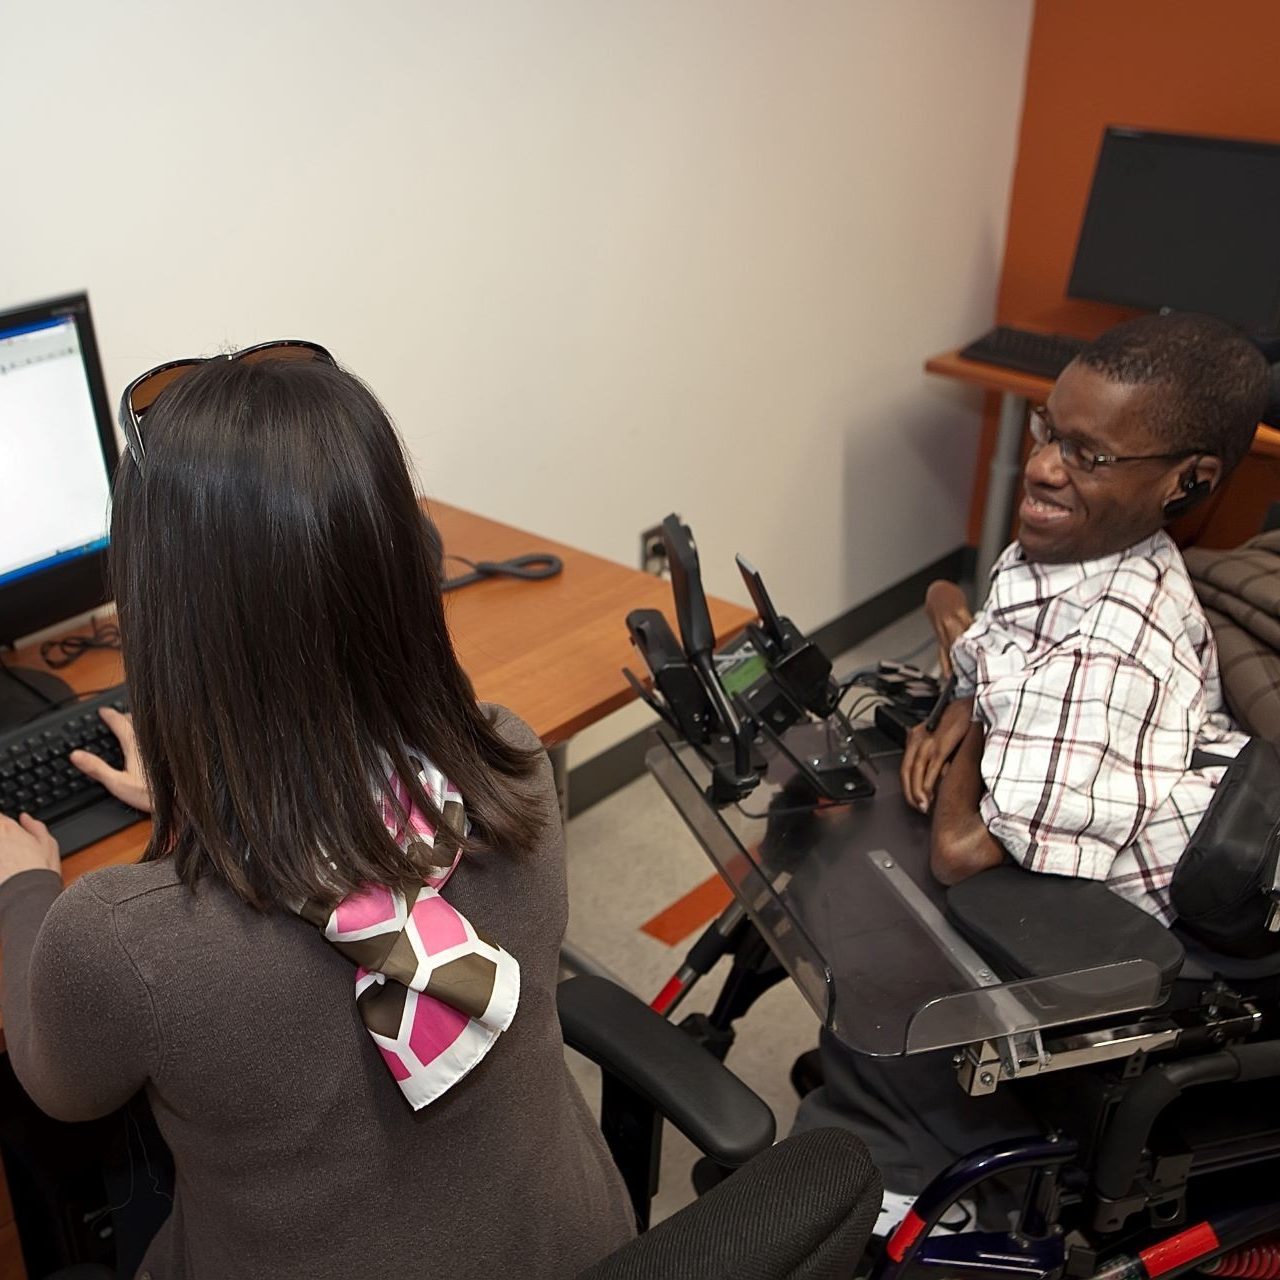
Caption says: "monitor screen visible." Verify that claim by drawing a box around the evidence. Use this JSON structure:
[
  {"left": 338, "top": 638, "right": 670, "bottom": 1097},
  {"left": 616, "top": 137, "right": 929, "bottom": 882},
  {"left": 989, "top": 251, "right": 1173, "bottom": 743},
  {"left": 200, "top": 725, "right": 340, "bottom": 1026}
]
[
  {"left": 0, "top": 293, "right": 117, "bottom": 646},
  {"left": 1067, "top": 128, "right": 1280, "bottom": 333}
]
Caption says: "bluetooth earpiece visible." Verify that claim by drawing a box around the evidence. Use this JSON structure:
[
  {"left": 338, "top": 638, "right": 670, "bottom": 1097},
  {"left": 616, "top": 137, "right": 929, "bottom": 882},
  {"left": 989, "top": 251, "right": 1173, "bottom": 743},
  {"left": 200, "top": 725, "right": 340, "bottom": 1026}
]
[{"left": 1162, "top": 470, "right": 1213, "bottom": 519}]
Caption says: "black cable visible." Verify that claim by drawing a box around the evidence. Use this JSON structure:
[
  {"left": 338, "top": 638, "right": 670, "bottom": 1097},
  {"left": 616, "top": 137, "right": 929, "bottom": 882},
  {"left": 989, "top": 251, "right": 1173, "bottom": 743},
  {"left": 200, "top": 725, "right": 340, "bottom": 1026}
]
[
  {"left": 22, "top": 686, "right": 118, "bottom": 725},
  {"left": 441, "top": 553, "right": 563, "bottom": 592},
  {"left": 39, "top": 615, "right": 121, "bottom": 669},
  {"left": 841, "top": 691, "right": 888, "bottom": 725}
]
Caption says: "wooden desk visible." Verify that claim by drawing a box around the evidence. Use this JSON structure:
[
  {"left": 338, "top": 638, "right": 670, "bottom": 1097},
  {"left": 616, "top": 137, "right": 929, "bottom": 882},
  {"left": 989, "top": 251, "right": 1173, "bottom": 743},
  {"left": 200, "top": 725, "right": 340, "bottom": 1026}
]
[
  {"left": 926, "top": 347, "right": 1280, "bottom": 583},
  {"left": 424, "top": 501, "right": 755, "bottom": 744},
  {"left": 0, "top": 500, "right": 752, "bottom": 1278}
]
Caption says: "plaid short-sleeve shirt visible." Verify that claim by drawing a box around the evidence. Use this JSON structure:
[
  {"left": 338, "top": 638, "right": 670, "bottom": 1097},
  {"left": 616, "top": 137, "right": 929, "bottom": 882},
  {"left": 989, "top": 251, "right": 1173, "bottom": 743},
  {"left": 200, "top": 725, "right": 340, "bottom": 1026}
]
[{"left": 951, "top": 531, "right": 1248, "bottom": 922}]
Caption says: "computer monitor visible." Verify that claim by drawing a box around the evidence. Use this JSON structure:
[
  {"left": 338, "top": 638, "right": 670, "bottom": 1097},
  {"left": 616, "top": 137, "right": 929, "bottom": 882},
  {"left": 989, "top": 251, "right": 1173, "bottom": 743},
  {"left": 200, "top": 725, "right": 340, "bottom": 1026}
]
[
  {"left": 1067, "top": 127, "right": 1280, "bottom": 334},
  {"left": 0, "top": 292, "right": 118, "bottom": 725}
]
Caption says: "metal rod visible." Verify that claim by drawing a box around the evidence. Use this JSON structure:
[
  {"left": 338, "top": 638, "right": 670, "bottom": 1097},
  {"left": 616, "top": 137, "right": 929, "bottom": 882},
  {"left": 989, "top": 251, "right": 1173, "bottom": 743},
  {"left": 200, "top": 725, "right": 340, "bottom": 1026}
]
[
  {"left": 560, "top": 939, "right": 633, "bottom": 990},
  {"left": 976, "top": 392, "right": 1028, "bottom": 592}
]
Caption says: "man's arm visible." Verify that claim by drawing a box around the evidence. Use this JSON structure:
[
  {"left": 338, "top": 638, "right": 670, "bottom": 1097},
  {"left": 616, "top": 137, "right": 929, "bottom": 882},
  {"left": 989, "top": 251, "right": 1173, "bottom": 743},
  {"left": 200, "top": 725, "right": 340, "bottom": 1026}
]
[
  {"left": 980, "top": 647, "right": 1200, "bottom": 892},
  {"left": 929, "top": 720, "right": 1006, "bottom": 886}
]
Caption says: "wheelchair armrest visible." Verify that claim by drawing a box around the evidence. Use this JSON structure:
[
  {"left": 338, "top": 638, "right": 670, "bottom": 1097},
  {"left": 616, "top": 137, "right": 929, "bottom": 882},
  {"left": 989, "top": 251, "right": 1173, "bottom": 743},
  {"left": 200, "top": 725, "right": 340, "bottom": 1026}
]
[
  {"left": 946, "top": 865, "right": 1185, "bottom": 1000},
  {"left": 557, "top": 975, "right": 776, "bottom": 1168}
]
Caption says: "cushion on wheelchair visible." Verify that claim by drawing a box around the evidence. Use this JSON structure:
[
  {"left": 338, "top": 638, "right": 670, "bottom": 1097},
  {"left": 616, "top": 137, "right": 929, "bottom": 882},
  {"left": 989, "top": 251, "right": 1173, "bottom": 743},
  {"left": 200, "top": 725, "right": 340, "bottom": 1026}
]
[{"left": 946, "top": 866, "right": 1185, "bottom": 999}]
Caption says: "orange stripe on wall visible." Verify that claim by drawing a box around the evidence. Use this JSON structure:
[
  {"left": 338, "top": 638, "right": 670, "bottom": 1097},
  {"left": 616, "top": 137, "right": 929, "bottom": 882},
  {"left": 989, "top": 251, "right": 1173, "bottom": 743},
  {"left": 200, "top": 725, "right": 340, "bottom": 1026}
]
[{"left": 640, "top": 874, "right": 733, "bottom": 946}]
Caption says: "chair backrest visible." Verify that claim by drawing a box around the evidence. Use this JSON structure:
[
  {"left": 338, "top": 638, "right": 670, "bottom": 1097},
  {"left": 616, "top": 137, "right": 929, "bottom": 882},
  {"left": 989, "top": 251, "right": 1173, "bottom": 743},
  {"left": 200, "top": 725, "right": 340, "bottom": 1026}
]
[
  {"left": 1171, "top": 737, "right": 1280, "bottom": 958},
  {"left": 577, "top": 1128, "right": 881, "bottom": 1280},
  {"left": 1183, "top": 530, "right": 1280, "bottom": 744}
]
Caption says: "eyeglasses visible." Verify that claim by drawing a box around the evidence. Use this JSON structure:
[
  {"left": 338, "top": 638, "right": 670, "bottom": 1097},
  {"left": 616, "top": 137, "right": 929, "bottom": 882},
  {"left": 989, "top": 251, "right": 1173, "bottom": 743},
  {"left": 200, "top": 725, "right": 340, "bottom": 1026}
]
[
  {"left": 118, "top": 340, "right": 336, "bottom": 470},
  {"left": 1028, "top": 407, "right": 1204, "bottom": 474}
]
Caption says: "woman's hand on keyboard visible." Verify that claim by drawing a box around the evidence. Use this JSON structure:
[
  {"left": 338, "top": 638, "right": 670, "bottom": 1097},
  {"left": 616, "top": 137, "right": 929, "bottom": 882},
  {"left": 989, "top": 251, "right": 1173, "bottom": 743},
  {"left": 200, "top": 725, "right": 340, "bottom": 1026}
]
[
  {"left": 69, "top": 708, "right": 153, "bottom": 814},
  {"left": 0, "top": 812, "right": 60, "bottom": 887}
]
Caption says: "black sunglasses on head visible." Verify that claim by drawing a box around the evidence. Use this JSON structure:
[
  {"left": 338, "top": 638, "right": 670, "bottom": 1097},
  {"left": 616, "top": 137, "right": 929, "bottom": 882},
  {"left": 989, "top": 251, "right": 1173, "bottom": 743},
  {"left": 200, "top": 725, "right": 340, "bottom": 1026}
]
[{"left": 118, "top": 340, "right": 335, "bottom": 469}]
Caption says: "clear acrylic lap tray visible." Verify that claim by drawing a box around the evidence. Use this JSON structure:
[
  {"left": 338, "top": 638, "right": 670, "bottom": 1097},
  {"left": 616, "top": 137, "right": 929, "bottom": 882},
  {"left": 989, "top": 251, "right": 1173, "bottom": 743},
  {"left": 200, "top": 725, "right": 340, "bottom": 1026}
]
[{"left": 646, "top": 723, "right": 1165, "bottom": 1058}]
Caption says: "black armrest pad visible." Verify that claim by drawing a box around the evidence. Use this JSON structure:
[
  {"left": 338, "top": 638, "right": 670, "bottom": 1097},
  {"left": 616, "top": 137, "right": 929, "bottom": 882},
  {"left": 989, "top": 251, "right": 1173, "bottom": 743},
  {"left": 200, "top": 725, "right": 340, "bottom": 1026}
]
[
  {"left": 946, "top": 866, "right": 1185, "bottom": 998},
  {"left": 557, "top": 975, "right": 776, "bottom": 1167}
]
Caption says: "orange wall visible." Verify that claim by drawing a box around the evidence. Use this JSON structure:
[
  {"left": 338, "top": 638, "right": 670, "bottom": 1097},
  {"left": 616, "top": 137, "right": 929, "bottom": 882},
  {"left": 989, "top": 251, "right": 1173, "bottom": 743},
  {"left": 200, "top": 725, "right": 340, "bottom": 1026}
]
[{"left": 968, "top": 0, "right": 1280, "bottom": 546}]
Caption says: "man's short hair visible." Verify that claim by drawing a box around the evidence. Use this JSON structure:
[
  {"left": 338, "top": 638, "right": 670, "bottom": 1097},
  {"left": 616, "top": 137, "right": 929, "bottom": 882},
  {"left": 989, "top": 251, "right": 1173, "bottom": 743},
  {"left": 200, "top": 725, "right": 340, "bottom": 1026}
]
[{"left": 1076, "top": 313, "right": 1270, "bottom": 475}]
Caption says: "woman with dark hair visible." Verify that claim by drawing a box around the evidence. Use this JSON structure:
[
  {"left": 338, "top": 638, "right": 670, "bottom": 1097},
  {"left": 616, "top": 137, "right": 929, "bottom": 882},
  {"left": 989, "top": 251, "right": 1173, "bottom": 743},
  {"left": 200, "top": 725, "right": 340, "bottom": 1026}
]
[{"left": 0, "top": 348, "right": 635, "bottom": 1277}]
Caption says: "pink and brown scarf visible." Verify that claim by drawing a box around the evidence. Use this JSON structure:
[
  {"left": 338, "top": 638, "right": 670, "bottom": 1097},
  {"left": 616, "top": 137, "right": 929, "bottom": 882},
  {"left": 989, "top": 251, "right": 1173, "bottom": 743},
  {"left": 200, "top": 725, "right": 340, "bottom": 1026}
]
[{"left": 300, "top": 762, "right": 519, "bottom": 1109}]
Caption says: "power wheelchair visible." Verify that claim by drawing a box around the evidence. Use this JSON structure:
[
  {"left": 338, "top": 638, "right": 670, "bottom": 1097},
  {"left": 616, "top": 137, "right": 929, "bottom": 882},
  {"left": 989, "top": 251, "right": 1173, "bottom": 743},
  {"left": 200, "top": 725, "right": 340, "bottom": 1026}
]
[
  {"left": 629, "top": 515, "right": 1280, "bottom": 1280},
  {"left": 644, "top": 675, "right": 1280, "bottom": 1280}
]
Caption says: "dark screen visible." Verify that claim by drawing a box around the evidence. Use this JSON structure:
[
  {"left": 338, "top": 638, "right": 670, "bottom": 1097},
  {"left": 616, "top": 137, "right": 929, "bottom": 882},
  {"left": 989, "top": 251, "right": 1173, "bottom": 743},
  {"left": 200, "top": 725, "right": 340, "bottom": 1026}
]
[{"left": 1068, "top": 128, "right": 1280, "bottom": 333}]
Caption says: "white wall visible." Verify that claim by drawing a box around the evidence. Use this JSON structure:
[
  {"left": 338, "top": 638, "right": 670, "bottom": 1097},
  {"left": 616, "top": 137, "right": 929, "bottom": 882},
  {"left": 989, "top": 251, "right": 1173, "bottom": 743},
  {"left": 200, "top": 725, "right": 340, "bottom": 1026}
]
[{"left": 3, "top": 0, "right": 1030, "bottom": 726}]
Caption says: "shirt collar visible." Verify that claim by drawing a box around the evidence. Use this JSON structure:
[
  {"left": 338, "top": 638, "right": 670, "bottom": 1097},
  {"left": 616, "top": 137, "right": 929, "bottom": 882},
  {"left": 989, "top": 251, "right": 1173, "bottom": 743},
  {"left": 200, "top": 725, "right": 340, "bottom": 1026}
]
[{"left": 995, "top": 530, "right": 1172, "bottom": 591}]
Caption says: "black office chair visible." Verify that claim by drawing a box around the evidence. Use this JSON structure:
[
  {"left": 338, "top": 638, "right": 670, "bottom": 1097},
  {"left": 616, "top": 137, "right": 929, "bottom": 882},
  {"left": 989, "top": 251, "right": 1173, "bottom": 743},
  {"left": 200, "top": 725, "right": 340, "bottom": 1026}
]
[
  {"left": 39, "top": 975, "right": 880, "bottom": 1280},
  {"left": 581, "top": 1126, "right": 881, "bottom": 1280},
  {"left": 559, "top": 975, "right": 881, "bottom": 1276}
]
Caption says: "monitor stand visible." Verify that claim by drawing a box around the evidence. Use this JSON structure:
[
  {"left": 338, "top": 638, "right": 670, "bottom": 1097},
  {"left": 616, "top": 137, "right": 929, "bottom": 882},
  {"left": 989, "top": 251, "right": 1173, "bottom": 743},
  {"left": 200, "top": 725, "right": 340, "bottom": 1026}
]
[{"left": 0, "top": 663, "right": 75, "bottom": 735}]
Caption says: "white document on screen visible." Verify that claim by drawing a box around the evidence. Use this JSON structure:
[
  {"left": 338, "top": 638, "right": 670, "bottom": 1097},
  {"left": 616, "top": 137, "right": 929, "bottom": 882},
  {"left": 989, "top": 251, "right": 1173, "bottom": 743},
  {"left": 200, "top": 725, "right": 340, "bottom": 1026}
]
[{"left": 0, "top": 317, "right": 113, "bottom": 587}]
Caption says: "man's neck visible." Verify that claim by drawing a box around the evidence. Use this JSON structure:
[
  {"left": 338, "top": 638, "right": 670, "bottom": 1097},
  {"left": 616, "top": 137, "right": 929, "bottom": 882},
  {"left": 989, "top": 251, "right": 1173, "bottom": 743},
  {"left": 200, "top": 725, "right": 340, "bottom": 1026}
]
[{"left": 1013, "top": 528, "right": 1170, "bottom": 573}]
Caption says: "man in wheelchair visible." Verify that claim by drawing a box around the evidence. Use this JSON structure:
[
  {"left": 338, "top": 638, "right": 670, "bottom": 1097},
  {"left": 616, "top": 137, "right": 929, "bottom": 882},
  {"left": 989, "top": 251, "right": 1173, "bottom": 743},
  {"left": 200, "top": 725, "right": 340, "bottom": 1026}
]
[
  {"left": 794, "top": 313, "right": 1280, "bottom": 1274},
  {"left": 906, "top": 311, "right": 1261, "bottom": 911}
]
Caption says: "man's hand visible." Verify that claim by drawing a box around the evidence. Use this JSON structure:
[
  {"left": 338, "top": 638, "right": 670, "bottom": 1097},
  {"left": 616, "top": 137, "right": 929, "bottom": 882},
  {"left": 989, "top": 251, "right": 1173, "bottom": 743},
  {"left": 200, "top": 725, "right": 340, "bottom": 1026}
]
[
  {"left": 0, "top": 812, "right": 61, "bottom": 889},
  {"left": 70, "top": 709, "right": 153, "bottom": 814},
  {"left": 924, "top": 580, "right": 973, "bottom": 679},
  {"left": 900, "top": 697, "right": 975, "bottom": 814},
  {"left": 929, "top": 720, "right": 1006, "bottom": 886}
]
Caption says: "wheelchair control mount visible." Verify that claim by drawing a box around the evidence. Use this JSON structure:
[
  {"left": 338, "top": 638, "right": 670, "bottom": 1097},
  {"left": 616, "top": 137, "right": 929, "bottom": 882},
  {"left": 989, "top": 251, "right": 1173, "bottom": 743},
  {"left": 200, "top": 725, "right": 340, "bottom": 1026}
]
[{"left": 624, "top": 514, "right": 875, "bottom": 808}]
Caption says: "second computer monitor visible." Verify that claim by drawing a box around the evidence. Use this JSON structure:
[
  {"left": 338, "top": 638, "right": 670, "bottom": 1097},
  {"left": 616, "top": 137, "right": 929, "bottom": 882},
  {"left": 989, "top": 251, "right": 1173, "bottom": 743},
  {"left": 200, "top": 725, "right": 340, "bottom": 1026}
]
[{"left": 1068, "top": 127, "right": 1280, "bottom": 334}]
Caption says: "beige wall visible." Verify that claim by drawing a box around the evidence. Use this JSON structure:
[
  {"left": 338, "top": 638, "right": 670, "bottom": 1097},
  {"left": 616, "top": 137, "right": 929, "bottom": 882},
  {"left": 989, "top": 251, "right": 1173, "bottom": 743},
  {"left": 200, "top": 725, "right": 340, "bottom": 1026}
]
[{"left": 2, "top": 0, "right": 1031, "bottom": 755}]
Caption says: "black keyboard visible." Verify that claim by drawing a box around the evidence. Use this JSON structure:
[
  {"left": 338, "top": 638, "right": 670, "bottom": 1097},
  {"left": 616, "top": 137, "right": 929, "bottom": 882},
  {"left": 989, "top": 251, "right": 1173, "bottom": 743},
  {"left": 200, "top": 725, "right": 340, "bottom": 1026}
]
[
  {"left": 959, "top": 326, "right": 1086, "bottom": 379},
  {"left": 0, "top": 685, "right": 145, "bottom": 857}
]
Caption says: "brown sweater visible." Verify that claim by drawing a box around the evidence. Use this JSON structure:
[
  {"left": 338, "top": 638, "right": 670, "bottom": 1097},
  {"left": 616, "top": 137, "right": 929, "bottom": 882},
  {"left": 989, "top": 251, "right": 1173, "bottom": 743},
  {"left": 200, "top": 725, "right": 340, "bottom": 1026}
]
[{"left": 0, "top": 707, "right": 634, "bottom": 1278}]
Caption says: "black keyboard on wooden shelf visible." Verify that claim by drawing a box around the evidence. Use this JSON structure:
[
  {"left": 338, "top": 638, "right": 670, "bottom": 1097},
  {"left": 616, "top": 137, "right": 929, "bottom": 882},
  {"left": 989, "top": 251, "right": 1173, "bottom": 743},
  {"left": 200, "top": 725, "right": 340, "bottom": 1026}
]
[{"left": 959, "top": 326, "right": 1087, "bottom": 379}]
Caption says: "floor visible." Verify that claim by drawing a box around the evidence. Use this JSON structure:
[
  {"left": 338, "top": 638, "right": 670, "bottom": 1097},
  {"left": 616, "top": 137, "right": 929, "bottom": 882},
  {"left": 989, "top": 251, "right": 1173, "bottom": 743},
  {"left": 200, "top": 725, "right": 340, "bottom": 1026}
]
[{"left": 561, "top": 606, "right": 937, "bottom": 1224}]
